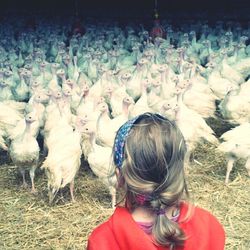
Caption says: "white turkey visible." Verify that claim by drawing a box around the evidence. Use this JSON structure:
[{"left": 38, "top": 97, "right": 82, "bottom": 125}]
[
  {"left": 173, "top": 85, "right": 218, "bottom": 166},
  {"left": 207, "top": 61, "right": 239, "bottom": 100},
  {"left": 218, "top": 123, "right": 250, "bottom": 183},
  {"left": 220, "top": 50, "right": 244, "bottom": 85},
  {"left": 233, "top": 57, "right": 250, "bottom": 80},
  {"left": 181, "top": 78, "right": 217, "bottom": 118},
  {"left": 125, "top": 58, "right": 148, "bottom": 101},
  {"left": 154, "top": 64, "right": 176, "bottom": 100},
  {"left": 10, "top": 91, "right": 49, "bottom": 140},
  {"left": 96, "top": 96, "right": 134, "bottom": 147},
  {"left": 77, "top": 83, "right": 106, "bottom": 117},
  {"left": 41, "top": 117, "right": 83, "bottom": 203},
  {"left": 81, "top": 122, "right": 117, "bottom": 208},
  {"left": 109, "top": 71, "right": 131, "bottom": 117},
  {"left": 129, "top": 78, "right": 153, "bottom": 117},
  {"left": 0, "top": 101, "right": 25, "bottom": 147},
  {"left": 219, "top": 81, "right": 250, "bottom": 124},
  {"left": 0, "top": 80, "right": 14, "bottom": 101},
  {"left": 9, "top": 112, "right": 40, "bottom": 192}
]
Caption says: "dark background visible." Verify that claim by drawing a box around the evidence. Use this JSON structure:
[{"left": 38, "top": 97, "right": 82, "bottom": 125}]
[
  {"left": 0, "top": 0, "right": 249, "bottom": 13},
  {"left": 0, "top": 0, "right": 249, "bottom": 22}
]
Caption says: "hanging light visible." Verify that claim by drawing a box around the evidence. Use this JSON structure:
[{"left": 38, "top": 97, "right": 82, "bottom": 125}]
[
  {"left": 150, "top": 0, "right": 166, "bottom": 40},
  {"left": 71, "top": 0, "right": 85, "bottom": 36}
]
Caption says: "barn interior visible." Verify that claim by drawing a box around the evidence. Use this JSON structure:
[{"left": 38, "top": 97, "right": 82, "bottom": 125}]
[{"left": 0, "top": 1, "right": 249, "bottom": 250}]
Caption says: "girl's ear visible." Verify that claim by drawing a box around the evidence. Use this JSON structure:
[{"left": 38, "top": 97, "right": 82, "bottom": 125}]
[{"left": 116, "top": 168, "right": 125, "bottom": 188}]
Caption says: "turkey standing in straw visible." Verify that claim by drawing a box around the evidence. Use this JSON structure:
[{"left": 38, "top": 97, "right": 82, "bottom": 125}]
[
  {"left": 9, "top": 112, "right": 40, "bottom": 192},
  {"left": 82, "top": 122, "right": 117, "bottom": 208},
  {"left": 41, "top": 117, "right": 83, "bottom": 203},
  {"left": 173, "top": 83, "right": 218, "bottom": 167},
  {"left": 218, "top": 123, "right": 250, "bottom": 183}
]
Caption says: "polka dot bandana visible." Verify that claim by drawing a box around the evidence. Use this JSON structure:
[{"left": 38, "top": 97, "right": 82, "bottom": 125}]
[{"left": 114, "top": 116, "right": 139, "bottom": 169}]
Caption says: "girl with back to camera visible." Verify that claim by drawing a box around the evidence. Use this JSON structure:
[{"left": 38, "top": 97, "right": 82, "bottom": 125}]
[{"left": 87, "top": 112, "right": 225, "bottom": 250}]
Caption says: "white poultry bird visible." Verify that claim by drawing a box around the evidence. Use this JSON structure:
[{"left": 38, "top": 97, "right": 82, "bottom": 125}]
[
  {"left": 82, "top": 122, "right": 117, "bottom": 208},
  {"left": 218, "top": 123, "right": 250, "bottom": 183},
  {"left": 155, "top": 64, "right": 176, "bottom": 100},
  {"left": 220, "top": 51, "right": 244, "bottom": 85},
  {"left": 77, "top": 71, "right": 93, "bottom": 88},
  {"left": 185, "top": 62, "right": 211, "bottom": 95},
  {"left": 10, "top": 110, "right": 40, "bottom": 141},
  {"left": 9, "top": 112, "right": 40, "bottom": 192},
  {"left": 75, "top": 84, "right": 92, "bottom": 114},
  {"left": 219, "top": 85, "right": 250, "bottom": 124},
  {"left": 129, "top": 78, "right": 153, "bottom": 117},
  {"left": 0, "top": 101, "right": 25, "bottom": 146},
  {"left": 0, "top": 80, "right": 14, "bottom": 101},
  {"left": 84, "top": 72, "right": 102, "bottom": 98},
  {"left": 125, "top": 58, "right": 148, "bottom": 101},
  {"left": 97, "top": 97, "right": 134, "bottom": 147},
  {"left": 29, "top": 79, "right": 43, "bottom": 96},
  {"left": 181, "top": 79, "right": 216, "bottom": 118},
  {"left": 146, "top": 77, "right": 172, "bottom": 113},
  {"left": 42, "top": 89, "right": 65, "bottom": 151},
  {"left": 47, "top": 63, "right": 60, "bottom": 90},
  {"left": 158, "top": 96, "right": 178, "bottom": 121},
  {"left": 64, "top": 78, "right": 83, "bottom": 111},
  {"left": 87, "top": 58, "right": 99, "bottom": 83},
  {"left": 109, "top": 72, "right": 131, "bottom": 117},
  {"left": 174, "top": 85, "right": 218, "bottom": 165},
  {"left": 13, "top": 70, "right": 29, "bottom": 102},
  {"left": 2, "top": 100, "right": 26, "bottom": 113},
  {"left": 207, "top": 61, "right": 239, "bottom": 100},
  {"left": 41, "top": 117, "right": 83, "bottom": 203},
  {"left": 76, "top": 84, "right": 105, "bottom": 117},
  {"left": 25, "top": 91, "right": 48, "bottom": 131},
  {"left": 233, "top": 54, "right": 250, "bottom": 80}
]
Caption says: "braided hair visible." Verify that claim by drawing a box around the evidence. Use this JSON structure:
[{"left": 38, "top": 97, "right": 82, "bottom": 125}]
[{"left": 114, "top": 113, "right": 189, "bottom": 248}]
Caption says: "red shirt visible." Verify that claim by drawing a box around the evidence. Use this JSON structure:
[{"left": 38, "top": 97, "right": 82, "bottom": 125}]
[{"left": 87, "top": 203, "right": 225, "bottom": 250}]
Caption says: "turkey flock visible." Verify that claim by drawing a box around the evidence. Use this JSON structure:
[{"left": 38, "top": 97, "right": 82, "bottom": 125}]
[{"left": 0, "top": 15, "right": 250, "bottom": 207}]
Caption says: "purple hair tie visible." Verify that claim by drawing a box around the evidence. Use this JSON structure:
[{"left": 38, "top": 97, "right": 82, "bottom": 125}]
[
  {"left": 114, "top": 116, "right": 139, "bottom": 169},
  {"left": 135, "top": 194, "right": 149, "bottom": 205},
  {"left": 156, "top": 209, "right": 166, "bottom": 216}
]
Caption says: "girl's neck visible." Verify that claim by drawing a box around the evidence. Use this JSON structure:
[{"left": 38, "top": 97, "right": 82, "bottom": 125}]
[{"left": 131, "top": 205, "right": 179, "bottom": 223}]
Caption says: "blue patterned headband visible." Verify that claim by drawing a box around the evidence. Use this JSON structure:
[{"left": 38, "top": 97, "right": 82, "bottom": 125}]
[
  {"left": 114, "top": 113, "right": 166, "bottom": 169},
  {"left": 114, "top": 116, "right": 138, "bottom": 169}
]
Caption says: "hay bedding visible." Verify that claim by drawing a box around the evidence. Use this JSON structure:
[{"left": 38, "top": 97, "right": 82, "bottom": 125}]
[{"left": 0, "top": 143, "right": 249, "bottom": 250}]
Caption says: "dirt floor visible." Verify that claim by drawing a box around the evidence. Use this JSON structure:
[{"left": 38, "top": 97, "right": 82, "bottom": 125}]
[{"left": 0, "top": 142, "right": 250, "bottom": 250}]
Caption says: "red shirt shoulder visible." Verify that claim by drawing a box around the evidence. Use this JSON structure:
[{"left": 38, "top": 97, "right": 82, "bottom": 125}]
[
  {"left": 180, "top": 204, "right": 225, "bottom": 250},
  {"left": 87, "top": 204, "right": 225, "bottom": 250},
  {"left": 87, "top": 220, "right": 119, "bottom": 250}
]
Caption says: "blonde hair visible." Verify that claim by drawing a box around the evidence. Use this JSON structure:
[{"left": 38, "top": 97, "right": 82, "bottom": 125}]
[{"left": 114, "top": 113, "right": 189, "bottom": 248}]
